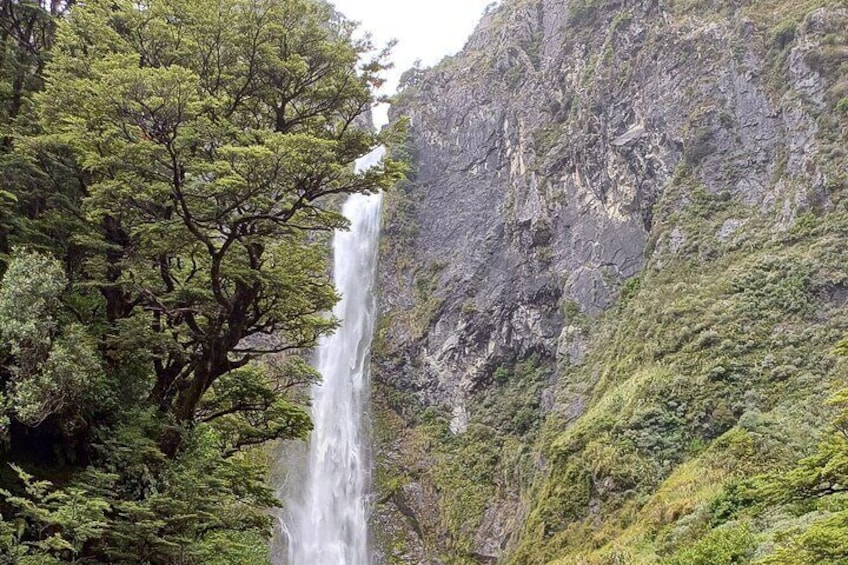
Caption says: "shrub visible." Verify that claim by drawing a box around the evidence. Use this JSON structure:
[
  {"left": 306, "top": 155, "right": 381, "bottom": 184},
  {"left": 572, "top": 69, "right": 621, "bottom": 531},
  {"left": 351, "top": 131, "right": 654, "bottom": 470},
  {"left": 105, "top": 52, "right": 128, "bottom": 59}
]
[{"left": 662, "top": 523, "right": 756, "bottom": 565}]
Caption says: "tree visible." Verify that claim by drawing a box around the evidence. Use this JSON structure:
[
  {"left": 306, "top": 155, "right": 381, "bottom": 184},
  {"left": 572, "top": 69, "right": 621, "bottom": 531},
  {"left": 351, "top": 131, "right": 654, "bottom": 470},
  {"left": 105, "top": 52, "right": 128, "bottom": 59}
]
[
  {"left": 0, "top": 0, "right": 401, "bottom": 561},
  {"left": 26, "top": 0, "right": 401, "bottom": 452},
  {"left": 0, "top": 1, "right": 73, "bottom": 145},
  {"left": 0, "top": 1, "right": 79, "bottom": 265},
  {"left": 0, "top": 250, "right": 108, "bottom": 437}
]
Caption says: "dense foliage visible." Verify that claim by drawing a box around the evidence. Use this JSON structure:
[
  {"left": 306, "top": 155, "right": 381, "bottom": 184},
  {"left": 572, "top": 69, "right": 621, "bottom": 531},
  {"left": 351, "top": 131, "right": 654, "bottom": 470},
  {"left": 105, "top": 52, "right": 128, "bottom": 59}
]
[{"left": 0, "top": 0, "right": 400, "bottom": 562}]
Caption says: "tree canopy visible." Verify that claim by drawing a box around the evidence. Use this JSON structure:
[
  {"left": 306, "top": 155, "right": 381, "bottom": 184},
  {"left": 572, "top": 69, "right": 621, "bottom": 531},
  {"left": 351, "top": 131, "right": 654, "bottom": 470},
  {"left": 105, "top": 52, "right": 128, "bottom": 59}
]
[{"left": 0, "top": 0, "right": 401, "bottom": 562}]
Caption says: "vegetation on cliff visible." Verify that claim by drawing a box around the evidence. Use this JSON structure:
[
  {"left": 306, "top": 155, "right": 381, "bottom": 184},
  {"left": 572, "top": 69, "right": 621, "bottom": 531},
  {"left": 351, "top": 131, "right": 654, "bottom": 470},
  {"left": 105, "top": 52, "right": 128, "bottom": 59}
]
[{"left": 373, "top": 0, "right": 848, "bottom": 563}]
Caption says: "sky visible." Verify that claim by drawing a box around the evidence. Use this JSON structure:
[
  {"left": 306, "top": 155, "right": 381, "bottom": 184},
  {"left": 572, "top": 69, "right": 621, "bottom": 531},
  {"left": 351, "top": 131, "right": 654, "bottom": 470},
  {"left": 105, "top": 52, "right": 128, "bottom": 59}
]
[{"left": 330, "top": 0, "right": 495, "bottom": 126}]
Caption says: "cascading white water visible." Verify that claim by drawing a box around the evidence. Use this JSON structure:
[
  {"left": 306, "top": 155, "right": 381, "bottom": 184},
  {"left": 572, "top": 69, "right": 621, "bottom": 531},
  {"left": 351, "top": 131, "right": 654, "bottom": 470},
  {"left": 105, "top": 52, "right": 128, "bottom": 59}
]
[{"left": 281, "top": 147, "right": 385, "bottom": 565}]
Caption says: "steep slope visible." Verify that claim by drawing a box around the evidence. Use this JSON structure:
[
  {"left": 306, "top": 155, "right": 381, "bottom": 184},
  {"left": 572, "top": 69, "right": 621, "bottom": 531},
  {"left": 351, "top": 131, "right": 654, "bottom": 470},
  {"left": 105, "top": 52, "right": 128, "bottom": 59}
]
[{"left": 371, "top": 0, "right": 848, "bottom": 563}]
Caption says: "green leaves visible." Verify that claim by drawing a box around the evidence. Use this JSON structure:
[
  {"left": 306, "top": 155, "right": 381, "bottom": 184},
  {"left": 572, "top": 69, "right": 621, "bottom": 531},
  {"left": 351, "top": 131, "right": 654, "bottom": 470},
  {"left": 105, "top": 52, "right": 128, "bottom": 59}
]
[
  {"left": 0, "top": 249, "right": 65, "bottom": 349},
  {"left": 692, "top": 389, "right": 848, "bottom": 564},
  {"left": 0, "top": 250, "right": 108, "bottom": 429},
  {"left": 198, "top": 361, "right": 317, "bottom": 454},
  {"left": 663, "top": 523, "right": 756, "bottom": 565},
  {"left": 30, "top": 0, "right": 402, "bottom": 432},
  {"left": 0, "top": 422, "right": 277, "bottom": 564},
  {"left": 0, "top": 0, "right": 398, "bottom": 560},
  {"left": 0, "top": 464, "right": 111, "bottom": 561}
]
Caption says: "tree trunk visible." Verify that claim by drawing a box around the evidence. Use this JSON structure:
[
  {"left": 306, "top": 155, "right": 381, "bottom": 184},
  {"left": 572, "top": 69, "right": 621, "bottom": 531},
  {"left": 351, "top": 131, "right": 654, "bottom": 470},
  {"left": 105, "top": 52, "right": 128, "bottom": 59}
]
[{"left": 160, "top": 343, "right": 232, "bottom": 457}]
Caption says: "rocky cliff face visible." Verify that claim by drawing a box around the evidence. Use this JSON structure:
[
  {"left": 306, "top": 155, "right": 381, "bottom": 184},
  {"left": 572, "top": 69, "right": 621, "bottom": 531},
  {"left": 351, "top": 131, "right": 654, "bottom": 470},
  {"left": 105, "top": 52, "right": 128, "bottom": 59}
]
[{"left": 370, "top": 0, "right": 848, "bottom": 563}]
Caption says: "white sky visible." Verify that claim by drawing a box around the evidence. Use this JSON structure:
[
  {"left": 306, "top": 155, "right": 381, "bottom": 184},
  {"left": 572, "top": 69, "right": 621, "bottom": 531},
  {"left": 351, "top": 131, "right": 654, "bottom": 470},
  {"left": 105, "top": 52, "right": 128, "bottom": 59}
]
[{"left": 331, "top": 0, "right": 494, "bottom": 126}]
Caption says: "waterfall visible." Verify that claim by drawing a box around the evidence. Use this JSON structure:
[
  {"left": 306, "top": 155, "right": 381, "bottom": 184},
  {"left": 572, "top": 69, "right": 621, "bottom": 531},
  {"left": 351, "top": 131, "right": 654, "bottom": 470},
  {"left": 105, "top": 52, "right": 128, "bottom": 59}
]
[{"left": 279, "top": 147, "right": 385, "bottom": 565}]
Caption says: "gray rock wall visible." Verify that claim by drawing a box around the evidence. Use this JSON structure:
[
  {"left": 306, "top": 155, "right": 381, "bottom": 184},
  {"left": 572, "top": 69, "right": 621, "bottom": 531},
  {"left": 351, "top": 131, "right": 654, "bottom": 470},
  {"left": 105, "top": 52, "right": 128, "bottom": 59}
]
[{"left": 371, "top": 0, "right": 846, "bottom": 561}]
